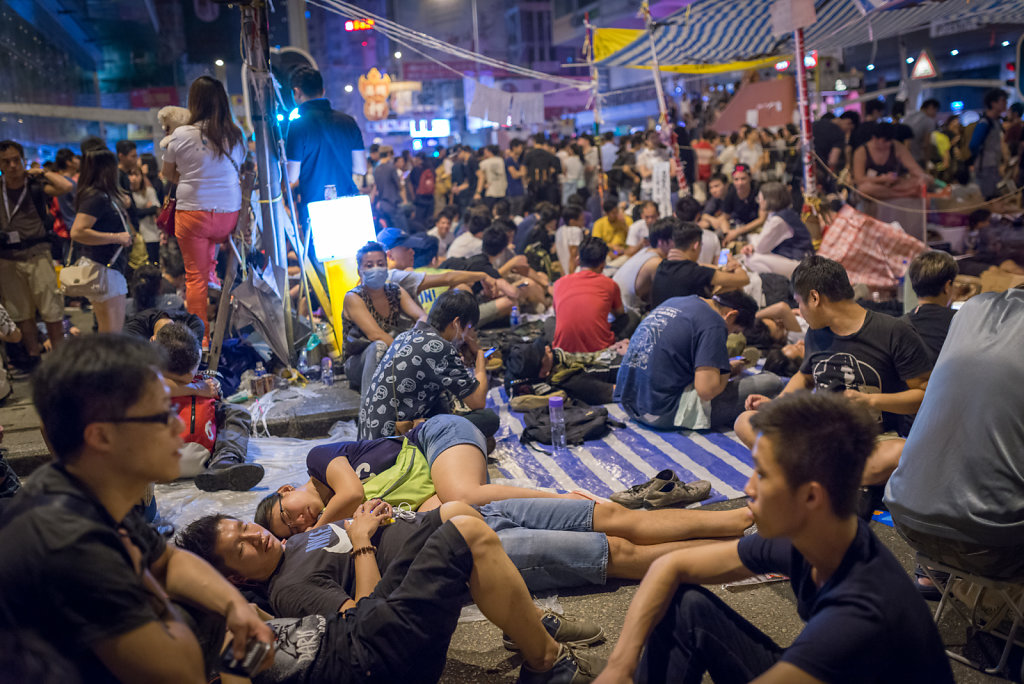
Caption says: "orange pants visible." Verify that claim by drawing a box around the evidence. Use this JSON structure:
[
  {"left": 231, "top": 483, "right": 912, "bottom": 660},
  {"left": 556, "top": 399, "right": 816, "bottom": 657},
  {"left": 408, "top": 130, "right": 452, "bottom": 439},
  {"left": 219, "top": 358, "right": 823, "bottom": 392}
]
[{"left": 175, "top": 209, "right": 238, "bottom": 345}]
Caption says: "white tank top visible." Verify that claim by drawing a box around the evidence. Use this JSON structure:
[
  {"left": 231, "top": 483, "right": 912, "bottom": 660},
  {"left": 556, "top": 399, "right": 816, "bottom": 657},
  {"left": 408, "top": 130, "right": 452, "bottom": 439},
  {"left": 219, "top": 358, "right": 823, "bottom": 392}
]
[{"left": 613, "top": 246, "right": 656, "bottom": 313}]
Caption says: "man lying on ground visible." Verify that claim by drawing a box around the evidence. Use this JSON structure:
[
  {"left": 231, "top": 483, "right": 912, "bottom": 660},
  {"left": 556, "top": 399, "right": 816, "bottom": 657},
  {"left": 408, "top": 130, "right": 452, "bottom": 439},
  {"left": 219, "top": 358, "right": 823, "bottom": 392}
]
[
  {"left": 594, "top": 392, "right": 955, "bottom": 684},
  {"left": 504, "top": 337, "right": 627, "bottom": 405},
  {"left": 178, "top": 501, "right": 603, "bottom": 683}
]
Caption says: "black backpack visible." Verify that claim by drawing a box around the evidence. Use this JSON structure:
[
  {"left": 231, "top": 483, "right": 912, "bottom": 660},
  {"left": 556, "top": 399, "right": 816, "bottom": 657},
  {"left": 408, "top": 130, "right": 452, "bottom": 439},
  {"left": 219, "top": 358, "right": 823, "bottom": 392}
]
[{"left": 520, "top": 402, "right": 624, "bottom": 448}]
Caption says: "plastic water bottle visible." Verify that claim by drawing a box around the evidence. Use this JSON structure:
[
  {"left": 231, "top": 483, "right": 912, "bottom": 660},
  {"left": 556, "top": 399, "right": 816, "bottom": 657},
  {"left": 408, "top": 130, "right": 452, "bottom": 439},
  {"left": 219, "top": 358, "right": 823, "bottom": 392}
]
[
  {"left": 324, "top": 184, "right": 337, "bottom": 200},
  {"left": 254, "top": 362, "right": 266, "bottom": 377},
  {"left": 321, "top": 357, "right": 334, "bottom": 386},
  {"left": 548, "top": 395, "right": 567, "bottom": 451},
  {"left": 509, "top": 305, "right": 520, "bottom": 327},
  {"left": 298, "top": 350, "right": 308, "bottom": 375}
]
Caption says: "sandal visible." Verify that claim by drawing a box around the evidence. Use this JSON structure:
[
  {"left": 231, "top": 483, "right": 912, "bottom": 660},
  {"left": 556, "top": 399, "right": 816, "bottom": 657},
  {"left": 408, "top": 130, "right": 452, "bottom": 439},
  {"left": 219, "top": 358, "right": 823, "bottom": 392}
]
[{"left": 913, "top": 564, "right": 949, "bottom": 601}]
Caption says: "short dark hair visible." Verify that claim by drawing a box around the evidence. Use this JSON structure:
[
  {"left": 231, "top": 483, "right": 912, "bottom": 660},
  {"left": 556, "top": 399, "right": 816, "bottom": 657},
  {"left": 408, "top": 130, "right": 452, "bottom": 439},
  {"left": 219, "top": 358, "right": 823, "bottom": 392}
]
[
  {"left": 674, "top": 195, "right": 702, "bottom": 222},
  {"left": 602, "top": 198, "right": 618, "bottom": 214},
  {"left": 510, "top": 137, "right": 525, "bottom": 150},
  {"left": 921, "top": 99, "right": 940, "bottom": 111},
  {"left": 155, "top": 322, "right": 201, "bottom": 376},
  {"left": 115, "top": 140, "right": 136, "bottom": 157},
  {"left": 492, "top": 198, "right": 511, "bottom": 219},
  {"left": 481, "top": 227, "right": 509, "bottom": 257},
  {"left": 428, "top": 289, "right": 480, "bottom": 331},
  {"left": 466, "top": 208, "right": 490, "bottom": 235},
  {"left": 437, "top": 205, "right": 459, "bottom": 222},
  {"left": 759, "top": 181, "right": 792, "bottom": 212},
  {"left": 577, "top": 236, "right": 609, "bottom": 268},
  {"left": 708, "top": 173, "right": 728, "bottom": 185},
  {"left": 908, "top": 250, "right": 958, "bottom": 298},
  {"left": 713, "top": 290, "right": 758, "bottom": 327},
  {"left": 791, "top": 255, "right": 855, "bottom": 302},
  {"left": 864, "top": 99, "right": 885, "bottom": 117},
  {"left": 356, "top": 241, "right": 386, "bottom": 267},
  {"left": 649, "top": 216, "right": 679, "bottom": 247},
  {"left": 561, "top": 205, "right": 583, "bottom": 223},
  {"left": 32, "top": 335, "right": 167, "bottom": 461},
  {"left": 131, "top": 265, "right": 162, "bottom": 311},
  {"left": 291, "top": 66, "right": 324, "bottom": 98},
  {"left": 671, "top": 223, "right": 704, "bottom": 251},
  {"left": 762, "top": 348, "right": 802, "bottom": 376},
  {"left": 967, "top": 208, "right": 991, "bottom": 229},
  {"left": 749, "top": 391, "right": 878, "bottom": 517},
  {"left": 254, "top": 494, "right": 280, "bottom": 533},
  {"left": 866, "top": 122, "right": 895, "bottom": 141},
  {"left": 55, "top": 148, "right": 76, "bottom": 170},
  {"left": 839, "top": 111, "right": 861, "bottom": 127},
  {"left": 160, "top": 243, "right": 185, "bottom": 278},
  {"left": 413, "top": 235, "right": 439, "bottom": 268},
  {"left": 983, "top": 88, "right": 1007, "bottom": 109},
  {"left": 532, "top": 133, "right": 548, "bottom": 146},
  {"left": 176, "top": 514, "right": 233, "bottom": 574},
  {"left": 0, "top": 140, "right": 24, "bottom": 159}
]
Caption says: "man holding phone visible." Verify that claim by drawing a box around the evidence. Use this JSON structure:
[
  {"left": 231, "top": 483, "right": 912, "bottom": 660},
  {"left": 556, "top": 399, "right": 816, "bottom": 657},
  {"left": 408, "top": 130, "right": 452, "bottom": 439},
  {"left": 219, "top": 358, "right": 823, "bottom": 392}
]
[{"left": 649, "top": 223, "right": 749, "bottom": 309}]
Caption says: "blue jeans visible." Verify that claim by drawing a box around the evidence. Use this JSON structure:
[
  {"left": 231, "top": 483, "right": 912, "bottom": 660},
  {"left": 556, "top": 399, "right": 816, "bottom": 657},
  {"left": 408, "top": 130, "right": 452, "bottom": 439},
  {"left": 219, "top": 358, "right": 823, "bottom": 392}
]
[
  {"left": 413, "top": 414, "right": 488, "bottom": 468},
  {"left": 637, "top": 584, "right": 782, "bottom": 684},
  {"left": 478, "top": 498, "right": 608, "bottom": 593}
]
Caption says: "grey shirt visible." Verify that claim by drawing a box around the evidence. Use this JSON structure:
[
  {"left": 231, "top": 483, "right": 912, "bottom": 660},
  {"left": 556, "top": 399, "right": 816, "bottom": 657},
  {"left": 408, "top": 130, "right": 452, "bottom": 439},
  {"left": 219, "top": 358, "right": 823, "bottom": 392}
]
[{"left": 885, "top": 290, "right": 1024, "bottom": 546}]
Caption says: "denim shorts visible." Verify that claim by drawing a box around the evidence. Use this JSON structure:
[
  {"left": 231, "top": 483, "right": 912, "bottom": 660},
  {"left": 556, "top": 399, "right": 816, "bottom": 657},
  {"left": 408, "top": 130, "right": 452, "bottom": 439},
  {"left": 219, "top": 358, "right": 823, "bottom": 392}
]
[
  {"left": 478, "top": 498, "right": 608, "bottom": 593},
  {"left": 413, "top": 414, "right": 487, "bottom": 467}
]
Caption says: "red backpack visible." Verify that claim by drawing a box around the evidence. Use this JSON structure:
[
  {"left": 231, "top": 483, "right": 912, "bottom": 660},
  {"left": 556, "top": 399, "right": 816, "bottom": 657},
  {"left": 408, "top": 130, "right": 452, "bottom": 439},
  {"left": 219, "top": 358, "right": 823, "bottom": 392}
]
[
  {"left": 416, "top": 167, "right": 436, "bottom": 196},
  {"left": 172, "top": 395, "right": 218, "bottom": 476}
]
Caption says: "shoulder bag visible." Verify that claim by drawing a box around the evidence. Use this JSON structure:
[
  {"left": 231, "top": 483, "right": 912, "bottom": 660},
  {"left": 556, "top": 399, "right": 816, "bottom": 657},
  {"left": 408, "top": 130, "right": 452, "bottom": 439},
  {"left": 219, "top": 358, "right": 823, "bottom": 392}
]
[{"left": 59, "top": 195, "right": 129, "bottom": 298}]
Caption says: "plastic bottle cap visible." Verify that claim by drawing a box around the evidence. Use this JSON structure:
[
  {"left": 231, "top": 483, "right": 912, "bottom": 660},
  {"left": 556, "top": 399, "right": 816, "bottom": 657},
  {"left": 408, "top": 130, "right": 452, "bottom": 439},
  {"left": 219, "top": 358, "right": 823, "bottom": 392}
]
[{"left": 548, "top": 396, "right": 563, "bottom": 408}]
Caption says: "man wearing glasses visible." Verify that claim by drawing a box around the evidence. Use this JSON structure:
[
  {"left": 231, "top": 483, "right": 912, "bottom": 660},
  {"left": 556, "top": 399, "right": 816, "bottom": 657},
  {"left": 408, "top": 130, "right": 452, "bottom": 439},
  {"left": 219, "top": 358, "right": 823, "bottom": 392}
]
[{"left": 0, "top": 335, "right": 273, "bottom": 683}]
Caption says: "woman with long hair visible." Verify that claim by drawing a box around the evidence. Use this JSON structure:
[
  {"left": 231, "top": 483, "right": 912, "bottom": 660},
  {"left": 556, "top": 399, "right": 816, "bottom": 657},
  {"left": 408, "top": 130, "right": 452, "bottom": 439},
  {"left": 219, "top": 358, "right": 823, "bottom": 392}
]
[
  {"left": 161, "top": 75, "right": 246, "bottom": 347},
  {"left": 69, "top": 148, "right": 134, "bottom": 332}
]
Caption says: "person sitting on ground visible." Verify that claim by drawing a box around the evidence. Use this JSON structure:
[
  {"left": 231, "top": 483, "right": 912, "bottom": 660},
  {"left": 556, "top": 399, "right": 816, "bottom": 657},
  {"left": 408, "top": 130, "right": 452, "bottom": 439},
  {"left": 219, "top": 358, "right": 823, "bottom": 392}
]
[
  {"left": 739, "top": 181, "right": 814, "bottom": 279},
  {"left": 342, "top": 241, "right": 425, "bottom": 395},
  {"left": 615, "top": 292, "right": 782, "bottom": 431},
  {"left": 514, "top": 201, "right": 558, "bottom": 255},
  {"left": 358, "top": 289, "right": 497, "bottom": 441},
  {"left": 613, "top": 217, "right": 675, "bottom": 314},
  {"left": 592, "top": 198, "right": 632, "bottom": 261},
  {"left": 123, "top": 305, "right": 204, "bottom": 341},
  {"left": 552, "top": 237, "right": 634, "bottom": 354},
  {"left": 674, "top": 195, "right": 722, "bottom": 265},
  {"left": 595, "top": 392, "right": 955, "bottom": 684},
  {"left": 701, "top": 173, "right": 731, "bottom": 234},
  {"left": 555, "top": 204, "right": 585, "bottom": 275},
  {"left": 469, "top": 226, "right": 549, "bottom": 312},
  {"left": 852, "top": 122, "right": 930, "bottom": 201},
  {"left": 178, "top": 501, "right": 603, "bottom": 683},
  {"left": 427, "top": 205, "right": 458, "bottom": 257},
  {"left": 505, "top": 337, "right": 628, "bottom": 405},
  {"left": 446, "top": 206, "right": 489, "bottom": 258},
  {"left": 735, "top": 255, "right": 933, "bottom": 487},
  {"left": 721, "top": 164, "right": 766, "bottom": 245},
  {"left": 624, "top": 200, "right": 659, "bottom": 257},
  {"left": 901, "top": 250, "right": 958, "bottom": 360},
  {"left": 649, "top": 223, "right": 749, "bottom": 309},
  {"left": 0, "top": 335, "right": 273, "bottom": 683},
  {"left": 155, "top": 322, "right": 264, "bottom": 492},
  {"left": 885, "top": 288, "right": 1024, "bottom": 595}
]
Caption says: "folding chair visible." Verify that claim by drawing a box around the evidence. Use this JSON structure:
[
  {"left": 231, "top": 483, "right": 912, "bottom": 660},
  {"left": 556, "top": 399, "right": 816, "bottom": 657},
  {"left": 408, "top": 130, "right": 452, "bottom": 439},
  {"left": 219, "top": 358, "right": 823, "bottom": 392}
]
[{"left": 916, "top": 551, "right": 1024, "bottom": 678}]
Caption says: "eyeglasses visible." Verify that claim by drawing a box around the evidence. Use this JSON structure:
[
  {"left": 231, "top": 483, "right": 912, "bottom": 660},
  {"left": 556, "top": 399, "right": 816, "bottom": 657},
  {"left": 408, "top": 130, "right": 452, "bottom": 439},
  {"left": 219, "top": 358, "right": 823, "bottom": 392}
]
[
  {"left": 106, "top": 409, "right": 178, "bottom": 427},
  {"left": 278, "top": 498, "right": 302, "bottom": 535}
]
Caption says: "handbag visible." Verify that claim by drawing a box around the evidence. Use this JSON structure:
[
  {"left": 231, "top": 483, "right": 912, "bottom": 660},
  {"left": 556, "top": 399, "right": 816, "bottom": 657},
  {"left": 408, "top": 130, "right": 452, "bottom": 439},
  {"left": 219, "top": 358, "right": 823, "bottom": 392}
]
[
  {"left": 59, "top": 194, "right": 129, "bottom": 298},
  {"left": 156, "top": 185, "right": 176, "bottom": 236}
]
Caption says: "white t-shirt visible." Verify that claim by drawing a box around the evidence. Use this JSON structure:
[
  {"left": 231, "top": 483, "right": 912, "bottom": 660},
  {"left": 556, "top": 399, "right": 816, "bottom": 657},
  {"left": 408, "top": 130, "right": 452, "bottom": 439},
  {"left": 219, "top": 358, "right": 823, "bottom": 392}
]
[
  {"left": 446, "top": 231, "right": 483, "bottom": 259},
  {"left": 479, "top": 156, "right": 508, "bottom": 198},
  {"left": 626, "top": 219, "right": 650, "bottom": 247},
  {"left": 554, "top": 224, "right": 583, "bottom": 275},
  {"left": 163, "top": 124, "right": 246, "bottom": 212},
  {"left": 387, "top": 268, "right": 425, "bottom": 297},
  {"left": 426, "top": 226, "right": 455, "bottom": 258},
  {"left": 563, "top": 155, "right": 584, "bottom": 188}
]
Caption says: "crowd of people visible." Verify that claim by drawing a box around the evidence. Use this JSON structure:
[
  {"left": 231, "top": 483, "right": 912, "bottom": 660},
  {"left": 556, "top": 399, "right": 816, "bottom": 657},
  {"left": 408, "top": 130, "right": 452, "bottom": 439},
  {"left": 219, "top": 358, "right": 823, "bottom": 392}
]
[{"left": 0, "top": 64, "right": 1022, "bottom": 683}]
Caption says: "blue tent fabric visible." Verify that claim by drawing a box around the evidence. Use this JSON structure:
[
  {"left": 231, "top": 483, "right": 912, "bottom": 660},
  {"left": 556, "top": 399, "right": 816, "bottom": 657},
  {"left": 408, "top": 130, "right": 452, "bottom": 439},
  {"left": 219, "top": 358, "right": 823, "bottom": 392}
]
[{"left": 597, "top": 0, "right": 1024, "bottom": 67}]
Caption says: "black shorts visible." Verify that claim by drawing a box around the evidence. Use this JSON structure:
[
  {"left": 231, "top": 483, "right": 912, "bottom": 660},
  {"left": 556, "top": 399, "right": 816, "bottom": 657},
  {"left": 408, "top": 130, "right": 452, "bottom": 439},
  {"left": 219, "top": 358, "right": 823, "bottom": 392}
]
[{"left": 317, "top": 513, "right": 474, "bottom": 684}]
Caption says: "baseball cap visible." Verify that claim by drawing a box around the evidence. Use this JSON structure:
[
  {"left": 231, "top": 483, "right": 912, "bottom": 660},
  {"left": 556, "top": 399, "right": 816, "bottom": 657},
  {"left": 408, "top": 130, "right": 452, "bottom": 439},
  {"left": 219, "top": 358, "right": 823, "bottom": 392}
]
[{"left": 377, "top": 227, "right": 412, "bottom": 250}]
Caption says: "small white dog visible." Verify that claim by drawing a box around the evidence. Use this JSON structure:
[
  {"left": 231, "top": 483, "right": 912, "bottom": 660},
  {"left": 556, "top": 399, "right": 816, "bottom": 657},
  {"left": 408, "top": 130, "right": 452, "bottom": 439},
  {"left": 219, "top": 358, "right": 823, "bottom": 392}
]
[{"left": 158, "top": 106, "right": 191, "bottom": 149}]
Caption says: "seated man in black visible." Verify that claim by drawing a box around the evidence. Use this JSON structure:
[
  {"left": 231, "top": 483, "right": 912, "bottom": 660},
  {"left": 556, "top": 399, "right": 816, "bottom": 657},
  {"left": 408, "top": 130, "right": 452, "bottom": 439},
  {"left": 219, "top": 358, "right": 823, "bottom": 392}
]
[
  {"left": 178, "top": 501, "right": 601, "bottom": 683},
  {"left": 901, "top": 250, "right": 958, "bottom": 360},
  {"left": 596, "top": 392, "right": 955, "bottom": 684},
  {"left": 649, "top": 223, "right": 749, "bottom": 309},
  {"left": 0, "top": 335, "right": 272, "bottom": 682},
  {"left": 359, "top": 289, "right": 498, "bottom": 441}
]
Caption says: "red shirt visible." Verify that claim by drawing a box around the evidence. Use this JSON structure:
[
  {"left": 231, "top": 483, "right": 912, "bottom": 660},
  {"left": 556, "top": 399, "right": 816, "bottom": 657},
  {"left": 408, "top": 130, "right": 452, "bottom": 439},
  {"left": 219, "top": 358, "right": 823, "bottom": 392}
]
[
  {"left": 552, "top": 269, "right": 622, "bottom": 353},
  {"left": 693, "top": 140, "right": 714, "bottom": 181}
]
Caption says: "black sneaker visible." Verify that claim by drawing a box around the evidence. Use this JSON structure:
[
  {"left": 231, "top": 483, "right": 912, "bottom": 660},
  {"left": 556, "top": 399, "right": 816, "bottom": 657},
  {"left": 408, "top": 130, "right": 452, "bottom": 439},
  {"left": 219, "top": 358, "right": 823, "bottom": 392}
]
[
  {"left": 504, "top": 610, "right": 605, "bottom": 650},
  {"left": 194, "top": 461, "right": 265, "bottom": 492},
  {"left": 643, "top": 479, "right": 712, "bottom": 509},
  {"left": 516, "top": 644, "right": 603, "bottom": 684},
  {"left": 609, "top": 469, "right": 678, "bottom": 508}
]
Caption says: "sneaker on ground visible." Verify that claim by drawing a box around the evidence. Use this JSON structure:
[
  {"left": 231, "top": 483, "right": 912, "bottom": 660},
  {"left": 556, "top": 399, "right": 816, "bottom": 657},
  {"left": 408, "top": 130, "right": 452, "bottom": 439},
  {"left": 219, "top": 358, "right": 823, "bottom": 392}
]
[
  {"left": 643, "top": 479, "right": 712, "bottom": 509},
  {"left": 503, "top": 610, "right": 605, "bottom": 651},
  {"left": 609, "top": 469, "right": 678, "bottom": 509},
  {"left": 194, "top": 461, "right": 265, "bottom": 492},
  {"left": 515, "top": 644, "right": 603, "bottom": 684}
]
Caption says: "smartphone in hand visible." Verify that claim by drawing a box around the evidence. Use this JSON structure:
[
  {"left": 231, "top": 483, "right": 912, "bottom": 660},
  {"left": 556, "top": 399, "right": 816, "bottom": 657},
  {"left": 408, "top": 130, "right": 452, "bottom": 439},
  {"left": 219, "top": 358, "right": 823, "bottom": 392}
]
[{"left": 718, "top": 248, "right": 730, "bottom": 267}]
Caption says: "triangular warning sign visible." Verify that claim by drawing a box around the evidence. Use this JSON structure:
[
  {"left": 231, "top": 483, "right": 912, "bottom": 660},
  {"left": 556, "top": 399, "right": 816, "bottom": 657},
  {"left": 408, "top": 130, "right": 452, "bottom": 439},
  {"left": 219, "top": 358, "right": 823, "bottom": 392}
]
[{"left": 911, "top": 50, "right": 938, "bottom": 79}]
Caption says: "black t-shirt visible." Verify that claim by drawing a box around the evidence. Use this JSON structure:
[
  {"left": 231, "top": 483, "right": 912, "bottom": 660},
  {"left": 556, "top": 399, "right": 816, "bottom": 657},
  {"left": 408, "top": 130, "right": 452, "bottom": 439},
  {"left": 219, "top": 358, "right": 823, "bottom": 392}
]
[
  {"left": 703, "top": 195, "right": 726, "bottom": 217},
  {"left": 305, "top": 426, "right": 427, "bottom": 484},
  {"left": 267, "top": 512, "right": 442, "bottom": 618},
  {"left": 738, "top": 523, "right": 954, "bottom": 684},
  {"left": 901, "top": 303, "right": 956, "bottom": 361},
  {"left": 523, "top": 148, "right": 561, "bottom": 188},
  {"left": 0, "top": 465, "right": 167, "bottom": 683},
  {"left": 849, "top": 123, "right": 874, "bottom": 153},
  {"left": 813, "top": 119, "right": 846, "bottom": 168},
  {"left": 722, "top": 183, "right": 760, "bottom": 224},
  {"left": 650, "top": 259, "right": 716, "bottom": 309},
  {"left": 75, "top": 190, "right": 129, "bottom": 271},
  {"left": 800, "top": 309, "right": 933, "bottom": 434},
  {"left": 123, "top": 307, "right": 205, "bottom": 341}
]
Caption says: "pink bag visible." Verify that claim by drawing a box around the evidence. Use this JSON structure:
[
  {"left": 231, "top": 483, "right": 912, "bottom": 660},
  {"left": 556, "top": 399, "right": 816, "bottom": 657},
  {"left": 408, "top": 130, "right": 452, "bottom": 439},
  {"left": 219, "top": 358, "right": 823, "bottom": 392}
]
[{"left": 818, "top": 205, "right": 927, "bottom": 289}]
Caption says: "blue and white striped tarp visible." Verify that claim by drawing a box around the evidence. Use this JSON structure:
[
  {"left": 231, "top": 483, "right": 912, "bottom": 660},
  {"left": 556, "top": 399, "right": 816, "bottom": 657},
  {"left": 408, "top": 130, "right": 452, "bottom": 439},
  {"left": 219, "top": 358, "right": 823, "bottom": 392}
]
[
  {"left": 487, "top": 388, "right": 755, "bottom": 505},
  {"left": 597, "top": 0, "right": 1024, "bottom": 68}
]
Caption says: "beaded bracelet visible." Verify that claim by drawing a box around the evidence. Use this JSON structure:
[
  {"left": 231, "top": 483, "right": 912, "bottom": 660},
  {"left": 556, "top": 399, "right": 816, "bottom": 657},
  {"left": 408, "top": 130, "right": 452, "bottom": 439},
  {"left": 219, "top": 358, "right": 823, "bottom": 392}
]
[{"left": 352, "top": 545, "right": 377, "bottom": 558}]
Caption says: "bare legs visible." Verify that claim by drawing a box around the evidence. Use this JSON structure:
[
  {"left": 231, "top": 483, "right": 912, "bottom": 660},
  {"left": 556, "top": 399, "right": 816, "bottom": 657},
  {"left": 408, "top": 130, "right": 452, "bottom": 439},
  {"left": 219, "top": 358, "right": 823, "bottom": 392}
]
[
  {"left": 92, "top": 294, "right": 126, "bottom": 333},
  {"left": 593, "top": 502, "right": 752, "bottom": 546}
]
